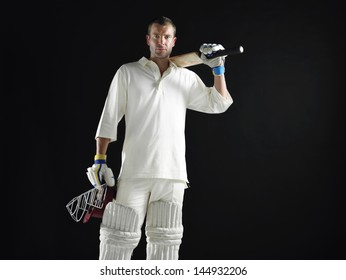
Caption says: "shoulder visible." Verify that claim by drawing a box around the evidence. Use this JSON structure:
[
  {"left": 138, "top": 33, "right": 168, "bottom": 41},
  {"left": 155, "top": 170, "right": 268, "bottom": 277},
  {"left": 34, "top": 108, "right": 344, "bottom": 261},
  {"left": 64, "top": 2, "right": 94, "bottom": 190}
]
[
  {"left": 173, "top": 66, "right": 201, "bottom": 83},
  {"left": 119, "top": 58, "right": 149, "bottom": 73},
  {"left": 119, "top": 61, "right": 139, "bottom": 70},
  {"left": 173, "top": 64, "right": 198, "bottom": 75},
  {"left": 113, "top": 60, "right": 142, "bottom": 78}
]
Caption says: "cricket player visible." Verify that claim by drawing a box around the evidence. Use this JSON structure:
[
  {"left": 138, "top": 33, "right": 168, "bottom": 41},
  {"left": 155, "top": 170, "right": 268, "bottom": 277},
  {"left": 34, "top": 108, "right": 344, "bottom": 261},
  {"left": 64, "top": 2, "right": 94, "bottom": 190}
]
[{"left": 87, "top": 15, "right": 233, "bottom": 260}]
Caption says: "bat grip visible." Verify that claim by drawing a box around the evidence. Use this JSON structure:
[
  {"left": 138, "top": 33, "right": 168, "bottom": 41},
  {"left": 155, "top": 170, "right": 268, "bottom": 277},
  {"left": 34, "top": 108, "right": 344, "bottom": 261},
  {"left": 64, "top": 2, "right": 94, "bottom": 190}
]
[{"left": 204, "top": 46, "right": 244, "bottom": 59}]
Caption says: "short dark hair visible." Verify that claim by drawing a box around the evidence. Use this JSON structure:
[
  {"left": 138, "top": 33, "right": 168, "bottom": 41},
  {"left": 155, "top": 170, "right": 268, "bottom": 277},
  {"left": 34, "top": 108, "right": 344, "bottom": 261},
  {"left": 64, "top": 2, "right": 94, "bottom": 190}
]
[{"left": 147, "top": 16, "right": 176, "bottom": 36}]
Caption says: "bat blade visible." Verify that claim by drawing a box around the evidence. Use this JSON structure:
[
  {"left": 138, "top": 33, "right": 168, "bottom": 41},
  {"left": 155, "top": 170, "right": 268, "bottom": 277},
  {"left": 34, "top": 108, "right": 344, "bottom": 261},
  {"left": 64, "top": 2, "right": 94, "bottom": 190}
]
[
  {"left": 169, "top": 52, "right": 202, "bottom": 68},
  {"left": 170, "top": 46, "right": 244, "bottom": 68}
]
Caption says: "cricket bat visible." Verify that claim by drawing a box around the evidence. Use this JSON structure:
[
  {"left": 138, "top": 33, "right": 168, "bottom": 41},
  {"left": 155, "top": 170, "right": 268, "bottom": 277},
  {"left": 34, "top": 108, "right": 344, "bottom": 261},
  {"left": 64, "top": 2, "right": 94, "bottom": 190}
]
[{"left": 170, "top": 45, "right": 244, "bottom": 68}]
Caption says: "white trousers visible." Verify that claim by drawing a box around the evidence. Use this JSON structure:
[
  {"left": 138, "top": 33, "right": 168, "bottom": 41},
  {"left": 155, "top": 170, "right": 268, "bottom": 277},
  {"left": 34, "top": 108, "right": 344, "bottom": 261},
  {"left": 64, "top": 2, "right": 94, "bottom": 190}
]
[{"left": 99, "top": 178, "right": 186, "bottom": 260}]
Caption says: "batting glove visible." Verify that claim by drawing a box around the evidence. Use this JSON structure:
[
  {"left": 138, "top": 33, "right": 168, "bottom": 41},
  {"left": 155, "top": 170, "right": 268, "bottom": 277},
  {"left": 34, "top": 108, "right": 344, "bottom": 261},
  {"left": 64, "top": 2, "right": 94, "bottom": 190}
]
[
  {"left": 200, "top": 43, "right": 226, "bottom": 75},
  {"left": 86, "top": 154, "right": 115, "bottom": 189}
]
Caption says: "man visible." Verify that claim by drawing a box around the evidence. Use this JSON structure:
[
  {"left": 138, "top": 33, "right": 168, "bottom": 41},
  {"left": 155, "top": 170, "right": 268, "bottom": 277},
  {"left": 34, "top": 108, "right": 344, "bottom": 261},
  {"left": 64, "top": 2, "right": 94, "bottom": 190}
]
[{"left": 87, "top": 16, "right": 233, "bottom": 260}]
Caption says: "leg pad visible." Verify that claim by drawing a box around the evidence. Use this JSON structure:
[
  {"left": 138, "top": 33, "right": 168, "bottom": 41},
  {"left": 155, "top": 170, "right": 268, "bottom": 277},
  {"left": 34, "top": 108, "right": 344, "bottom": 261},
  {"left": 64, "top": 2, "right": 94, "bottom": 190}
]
[
  {"left": 146, "top": 201, "right": 183, "bottom": 260},
  {"left": 99, "top": 202, "right": 141, "bottom": 260}
]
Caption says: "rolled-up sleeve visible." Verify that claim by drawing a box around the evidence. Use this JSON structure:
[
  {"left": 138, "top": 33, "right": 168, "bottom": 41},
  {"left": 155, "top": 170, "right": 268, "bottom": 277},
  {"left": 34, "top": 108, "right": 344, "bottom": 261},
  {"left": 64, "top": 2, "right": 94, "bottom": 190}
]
[
  {"left": 95, "top": 66, "right": 127, "bottom": 142},
  {"left": 186, "top": 73, "right": 233, "bottom": 113}
]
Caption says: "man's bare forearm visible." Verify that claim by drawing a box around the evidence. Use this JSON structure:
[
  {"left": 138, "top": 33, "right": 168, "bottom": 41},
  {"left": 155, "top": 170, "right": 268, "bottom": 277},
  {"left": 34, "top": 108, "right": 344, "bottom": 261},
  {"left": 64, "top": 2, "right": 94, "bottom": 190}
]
[
  {"left": 214, "top": 74, "right": 229, "bottom": 98},
  {"left": 96, "top": 137, "right": 111, "bottom": 155}
]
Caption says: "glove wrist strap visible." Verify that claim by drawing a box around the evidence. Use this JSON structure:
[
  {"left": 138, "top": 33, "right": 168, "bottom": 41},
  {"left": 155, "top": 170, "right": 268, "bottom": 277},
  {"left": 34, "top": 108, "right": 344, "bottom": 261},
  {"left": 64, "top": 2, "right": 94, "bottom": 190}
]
[
  {"left": 95, "top": 154, "right": 107, "bottom": 160},
  {"left": 212, "top": 65, "right": 225, "bottom": 76},
  {"left": 94, "top": 154, "right": 107, "bottom": 164}
]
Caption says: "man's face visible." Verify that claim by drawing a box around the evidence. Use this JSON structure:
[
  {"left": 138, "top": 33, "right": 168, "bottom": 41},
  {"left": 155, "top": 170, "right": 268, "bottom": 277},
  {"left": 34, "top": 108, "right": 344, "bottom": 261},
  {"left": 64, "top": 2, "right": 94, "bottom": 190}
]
[{"left": 146, "top": 23, "right": 176, "bottom": 59}]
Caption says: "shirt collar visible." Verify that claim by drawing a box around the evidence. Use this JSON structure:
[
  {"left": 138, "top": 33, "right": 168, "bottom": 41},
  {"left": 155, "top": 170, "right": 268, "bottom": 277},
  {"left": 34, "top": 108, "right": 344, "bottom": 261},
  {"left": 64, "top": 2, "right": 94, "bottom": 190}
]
[{"left": 138, "top": 57, "right": 178, "bottom": 69}]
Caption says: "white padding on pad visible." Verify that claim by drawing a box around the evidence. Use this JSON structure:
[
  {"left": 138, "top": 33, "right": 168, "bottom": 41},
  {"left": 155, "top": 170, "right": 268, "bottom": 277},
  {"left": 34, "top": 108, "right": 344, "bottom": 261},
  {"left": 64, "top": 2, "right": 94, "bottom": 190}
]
[
  {"left": 146, "top": 201, "right": 183, "bottom": 260},
  {"left": 99, "top": 202, "right": 141, "bottom": 260}
]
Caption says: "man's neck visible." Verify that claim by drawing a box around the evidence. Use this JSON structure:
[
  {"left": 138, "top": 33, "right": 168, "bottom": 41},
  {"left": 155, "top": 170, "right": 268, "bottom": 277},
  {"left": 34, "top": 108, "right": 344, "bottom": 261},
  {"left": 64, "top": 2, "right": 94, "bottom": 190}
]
[{"left": 150, "top": 57, "right": 170, "bottom": 75}]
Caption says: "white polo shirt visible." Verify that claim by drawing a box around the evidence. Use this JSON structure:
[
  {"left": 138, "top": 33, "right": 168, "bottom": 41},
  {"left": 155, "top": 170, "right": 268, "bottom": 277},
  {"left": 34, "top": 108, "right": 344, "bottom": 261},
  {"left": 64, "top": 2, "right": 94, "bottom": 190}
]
[{"left": 95, "top": 57, "right": 233, "bottom": 182}]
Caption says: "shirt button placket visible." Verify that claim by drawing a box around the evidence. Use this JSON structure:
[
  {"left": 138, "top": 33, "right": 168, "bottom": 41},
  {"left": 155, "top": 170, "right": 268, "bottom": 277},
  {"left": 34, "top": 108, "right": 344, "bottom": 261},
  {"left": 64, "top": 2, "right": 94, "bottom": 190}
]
[{"left": 156, "top": 79, "right": 163, "bottom": 93}]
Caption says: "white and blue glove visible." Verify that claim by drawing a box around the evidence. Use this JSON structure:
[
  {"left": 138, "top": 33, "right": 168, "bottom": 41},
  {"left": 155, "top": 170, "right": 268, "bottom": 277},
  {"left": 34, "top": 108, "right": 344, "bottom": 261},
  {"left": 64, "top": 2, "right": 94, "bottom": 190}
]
[
  {"left": 199, "top": 43, "right": 227, "bottom": 76},
  {"left": 86, "top": 154, "right": 115, "bottom": 189}
]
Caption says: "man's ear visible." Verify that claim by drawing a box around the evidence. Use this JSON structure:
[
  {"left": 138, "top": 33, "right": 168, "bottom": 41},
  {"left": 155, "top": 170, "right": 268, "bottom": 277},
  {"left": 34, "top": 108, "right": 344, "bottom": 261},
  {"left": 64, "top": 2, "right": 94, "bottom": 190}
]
[
  {"left": 145, "top": 35, "right": 150, "bottom": 46},
  {"left": 172, "top": 36, "right": 177, "bottom": 47}
]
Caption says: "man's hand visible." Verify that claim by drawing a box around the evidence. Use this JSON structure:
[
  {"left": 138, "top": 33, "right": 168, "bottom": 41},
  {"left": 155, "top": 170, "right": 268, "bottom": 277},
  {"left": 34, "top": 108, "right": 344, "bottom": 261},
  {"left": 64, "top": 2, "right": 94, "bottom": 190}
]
[
  {"left": 86, "top": 154, "right": 115, "bottom": 189},
  {"left": 199, "top": 43, "right": 227, "bottom": 69}
]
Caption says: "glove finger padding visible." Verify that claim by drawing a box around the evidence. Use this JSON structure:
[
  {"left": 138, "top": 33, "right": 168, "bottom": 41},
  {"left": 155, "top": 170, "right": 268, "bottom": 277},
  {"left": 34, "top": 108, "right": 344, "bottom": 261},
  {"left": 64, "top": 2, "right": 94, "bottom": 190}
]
[
  {"left": 86, "top": 166, "right": 102, "bottom": 189},
  {"left": 104, "top": 167, "right": 115, "bottom": 187},
  {"left": 200, "top": 43, "right": 225, "bottom": 56}
]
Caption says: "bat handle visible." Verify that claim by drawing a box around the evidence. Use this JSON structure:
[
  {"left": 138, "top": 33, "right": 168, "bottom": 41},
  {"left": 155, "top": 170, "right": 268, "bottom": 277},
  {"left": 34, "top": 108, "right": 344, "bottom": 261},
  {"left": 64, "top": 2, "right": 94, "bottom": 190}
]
[{"left": 204, "top": 46, "right": 244, "bottom": 59}]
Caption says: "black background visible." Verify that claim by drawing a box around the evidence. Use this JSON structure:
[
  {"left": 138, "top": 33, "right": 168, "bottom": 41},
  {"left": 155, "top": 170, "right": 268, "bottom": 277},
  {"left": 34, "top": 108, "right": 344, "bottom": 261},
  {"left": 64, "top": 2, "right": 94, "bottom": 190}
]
[{"left": 3, "top": 0, "right": 345, "bottom": 260}]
